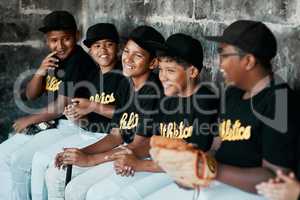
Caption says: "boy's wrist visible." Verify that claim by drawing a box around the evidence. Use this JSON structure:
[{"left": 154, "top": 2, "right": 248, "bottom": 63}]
[
  {"left": 36, "top": 68, "right": 47, "bottom": 76},
  {"left": 133, "top": 159, "right": 143, "bottom": 172},
  {"left": 86, "top": 154, "right": 96, "bottom": 166}
]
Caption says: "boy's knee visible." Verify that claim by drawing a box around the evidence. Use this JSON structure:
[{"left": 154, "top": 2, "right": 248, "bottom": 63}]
[
  {"left": 32, "top": 151, "right": 51, "bottom": 167},
  {"left": 65, "top": 180, "right": 87, "bottom": 200},
  {"left": 10, "top": 150, "right": 27, "bottom": 172},
  {"left": 85, "top": 186, "right": 96, "bottom": 200},
  {"left": 45, "top": 166, "right": 65, "bottom": 187}
]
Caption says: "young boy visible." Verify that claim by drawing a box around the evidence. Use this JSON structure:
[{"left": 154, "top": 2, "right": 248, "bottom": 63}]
[
  {"left": 30, "top": 22, "right": 124, "bottom": 200},
  {"left": 84, "top": 33, "right": 219, "bottom": 200},
  {"left": 146, "top": 20, "right": 298, "bottom": 200},
  {"left": 45, "top": 25, "right": 165, "bottom": 200},
  {"left": 12, "top": 10, "right": 94, "bottom": 132},
  {"left": 0, "top": 10, "right": 98, "bottom": 200}
]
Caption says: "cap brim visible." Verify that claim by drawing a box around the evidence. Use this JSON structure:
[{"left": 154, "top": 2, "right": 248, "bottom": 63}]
[{"left": 38, "top": 26, "right": 77, "bottom": 33}]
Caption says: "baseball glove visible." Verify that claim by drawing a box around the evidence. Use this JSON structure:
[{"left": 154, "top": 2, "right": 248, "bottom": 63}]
[{"left": 149, "top": 135, "right": 217, "bottom": 189}]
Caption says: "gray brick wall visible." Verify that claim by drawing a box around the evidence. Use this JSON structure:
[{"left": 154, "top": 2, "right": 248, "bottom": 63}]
[{"left": 86, "top": 0, "right": 300, "bottom": 87}]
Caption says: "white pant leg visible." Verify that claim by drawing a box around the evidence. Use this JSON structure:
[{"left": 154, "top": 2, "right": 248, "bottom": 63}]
[
  {"left": 144, "top": 181, "right": 267, "bottom": 200},
  {"left": 199, "top": 181, "right": 267, "bottom": 200},
  {"left": 109, "top": 173, "right": 173, "bottom": 200},
  {"left": 85, "top": 172, "right": 153, "bottom": 200},
  {"left": 10, "top": 120, "right": 83, "bottom": 200},
  {"left": 31, "top": 132, "right": 105, "bottom": 200},
  {"left": 45, "top": 165, "right": 90, "bottom": 200},
  {"left": 64, "top": 162, "right": 114, "bottom": 200},
  {"left": 31, "top": 151, "right": 52, "bottom": 200},
  {"left": 0, "top": 134, "right": 32, "bottom": 200},
  {"left": 144, "top": 183, "right": 194, "bottom": 200}
]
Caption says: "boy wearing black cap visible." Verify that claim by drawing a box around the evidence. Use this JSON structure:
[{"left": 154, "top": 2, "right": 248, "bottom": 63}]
[
  {"left": 146, "top": 20, "right": 298, "bottom": 200},
  {"left": 30, "top": 23, "right": 125, "bottom": 200},
  {"left": 205, "top": 20, "right": 297, "bottom": 197},
  {"left": 13, "top": 10, "right": 90, "bottom": 132},
  {"left": 82, "top": 33, "right": 219, "bottom": 200},
  {"left": 0, "top": 10, "right": 99, "bottom": 200},
  {"left": 45, "top": 25, "right": 164, "bottom": 200},
  {"left": 64, "top": 22, "right": 122, "bottom": 131}
]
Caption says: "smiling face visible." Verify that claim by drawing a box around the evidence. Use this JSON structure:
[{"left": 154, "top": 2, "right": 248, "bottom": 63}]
[
  {"left": 158, "top": 57, "right": 198, "bottom": 97},
  {"left": 121, "top": 39, "right": 152, "bottom": 78},
  {"left": 89, "top": 39, "right": 118, "bottom": 69},
  {"left": 46, "top": 30, "right": 77, "bottom": 60},
  {"left": 218, "top": 43, "right": 246, "bottom": 87}
]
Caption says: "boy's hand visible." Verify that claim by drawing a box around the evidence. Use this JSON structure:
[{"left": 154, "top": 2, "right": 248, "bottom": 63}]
[
  {"left": 256, "top": 170, "right": 300, "bottom": 200},
  {"left": 111, "top": 146, "right": 137, "bottom": 177},
  {"left": 54, "top": 151, "right": 65, "bottom": 169},
  {"left": 64, "top": 104, "right": 80, "bottom": 121},
  {"left": 71, "top": 98, "right": 94, "bottom": 116},
  {"left": 63, "top": 98, "right": 93, "bottom": 121},
  {"left": 37, "top": 51, "right": 59, "bottom": 76},
  {"left": 61, "top": 148, "right": 92, "bottom": 167},
  {"left": 12, "top": 116, "right": 33, "bottom": 133}
]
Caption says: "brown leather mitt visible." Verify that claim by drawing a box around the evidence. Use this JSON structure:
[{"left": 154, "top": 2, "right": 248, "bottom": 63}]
[{"left": 150, "top": 135, "right": 217, "bottom": 188}]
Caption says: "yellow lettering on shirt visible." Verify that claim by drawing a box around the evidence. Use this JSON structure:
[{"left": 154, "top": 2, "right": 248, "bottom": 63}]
[
  {"left": 45, "top": 75, "right": 61, "bottom": 92},
  {"left": 219, "top": 120, "right": 251, "bottom": 141},
  {"left": 119, "top": 112, "right": 139, "bottom": 130},
  {"left": 89, "top": 92, "right": 115, "bottom": 104},
  {"left": 160, "top": 122, "right": 193, "bottom": 139}
]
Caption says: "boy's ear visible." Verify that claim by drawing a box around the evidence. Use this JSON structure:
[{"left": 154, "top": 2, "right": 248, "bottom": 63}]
[
  {"left": 187, "top": 65, "right": 200, "bottom": 79},
  {"left": 149, "top": 58, "right": 159, "bottom": 70},
  {"left": 244, "top": 54, "right": 256, "bottom": 71}
]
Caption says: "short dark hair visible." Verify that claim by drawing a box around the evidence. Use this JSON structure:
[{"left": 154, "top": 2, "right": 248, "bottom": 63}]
[
  {"left": 233, "top": 46, "right": 272, "bottom": 72},
  {"left": 157, "top": 54, "right": 191, "bottom": 69}
]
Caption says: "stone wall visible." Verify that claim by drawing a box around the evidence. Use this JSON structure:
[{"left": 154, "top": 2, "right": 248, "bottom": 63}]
[
  {"left": 85, "top": 0, "right": 300, "bottom": 88},
  {"left": 1, "top": 0, "right": 300, "bottom": 142}
]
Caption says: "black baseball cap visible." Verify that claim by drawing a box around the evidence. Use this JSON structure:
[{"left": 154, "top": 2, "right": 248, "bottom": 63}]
[
  {"left": 83, "top": 23, "right": 119, "bottom": 48},
  {"left": 128, "top": 25, "right": 165, "bottom": 56},
  {"left": 205, "top": 20, "right": 277, "bottom": 61},
  {"left": 39, "top": 10, "right": 77, "bottom": 33},
  {"left": 156, "top": 33, "right": 204, "bottom": 70}
]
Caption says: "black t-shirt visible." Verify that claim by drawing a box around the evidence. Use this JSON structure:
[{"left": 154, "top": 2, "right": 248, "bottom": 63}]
[
  {"left": 297, "top": 135, "right": 300, "bottom": 180},
  {"left": 58, "top": 45, "right": 98, "bottom": 98},
  {"left": 112, "top": 72, "right": 162, "bottom": 144},
  {"left": 296, "top": 91, "right": 300, "bottom": 180},
  {"left": 216, "top": 76, "right": 298, "bottom": 169},
  {"left": 40, "top": 45, "right": 98, "bottom": 121},
  {"left": 151, "top": 85, "right": 219, "bottom": 152},
  {"left": 81, "top": 63, "right": 126, "bottom": 133},
  {"left": 44, "top": 69, "right": 63, "bottom": 101}
]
